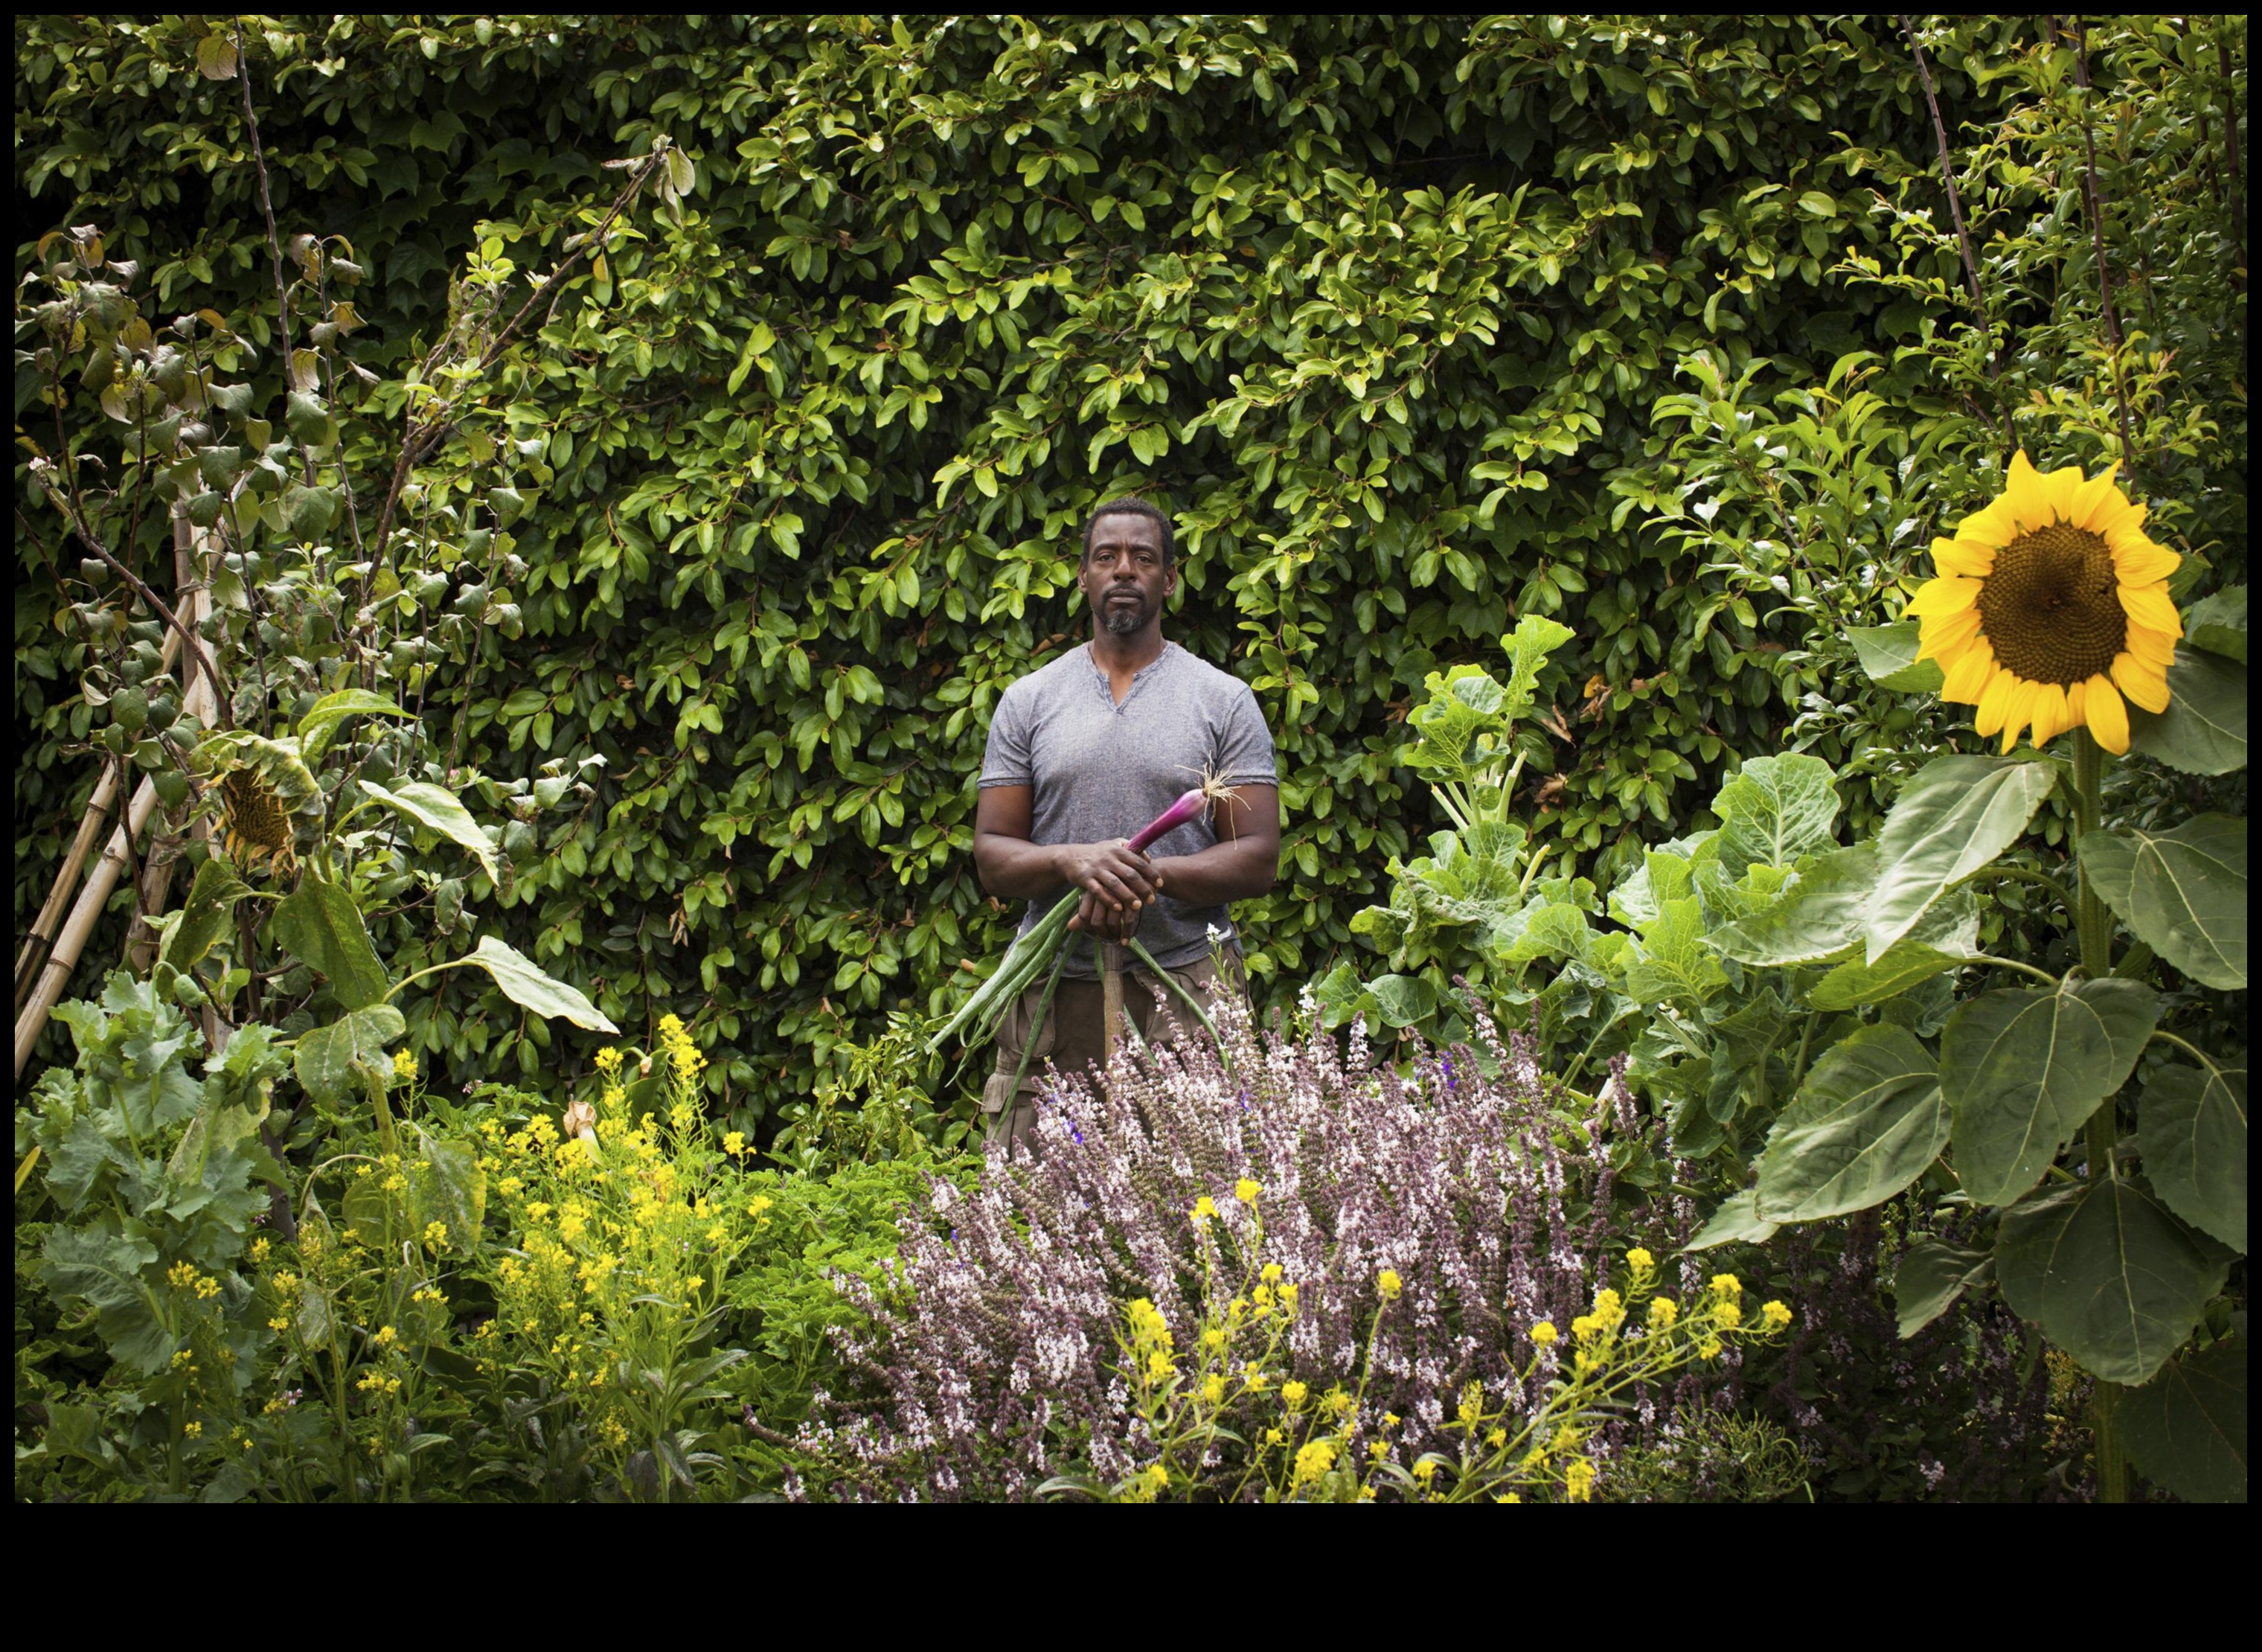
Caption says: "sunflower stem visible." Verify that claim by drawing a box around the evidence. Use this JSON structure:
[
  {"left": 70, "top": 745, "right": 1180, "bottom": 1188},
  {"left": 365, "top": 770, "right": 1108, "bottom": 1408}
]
[{"left": 2070, "top": 727, "right": 2128, "bottom": 1503}]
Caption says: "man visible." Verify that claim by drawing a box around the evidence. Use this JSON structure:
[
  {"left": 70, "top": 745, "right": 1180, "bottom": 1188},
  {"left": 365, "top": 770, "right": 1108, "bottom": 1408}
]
[{"left": 973, "top": 496, "right": 1281, "bottom": 1150}]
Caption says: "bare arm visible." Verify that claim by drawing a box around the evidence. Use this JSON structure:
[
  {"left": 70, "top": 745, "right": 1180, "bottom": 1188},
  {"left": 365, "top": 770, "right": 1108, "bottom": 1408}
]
[
  {"left": 1137, "top": 782, "right": 1280, "bottom": 907},
  {"left": 973, "top": 784, "right": 1164, "bottom": 917}
]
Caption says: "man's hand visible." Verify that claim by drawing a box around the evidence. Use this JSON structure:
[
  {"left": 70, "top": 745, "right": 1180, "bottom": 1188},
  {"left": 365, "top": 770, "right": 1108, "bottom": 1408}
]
[{"left": 1057, "top": 839, "right": 1162, "bottom": 940}]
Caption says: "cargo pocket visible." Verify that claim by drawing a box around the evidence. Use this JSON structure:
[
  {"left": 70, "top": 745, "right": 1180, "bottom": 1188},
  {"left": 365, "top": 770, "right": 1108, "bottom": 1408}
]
[{"left": 981, "top": 979, "right": 1057, "bottom": 1113}]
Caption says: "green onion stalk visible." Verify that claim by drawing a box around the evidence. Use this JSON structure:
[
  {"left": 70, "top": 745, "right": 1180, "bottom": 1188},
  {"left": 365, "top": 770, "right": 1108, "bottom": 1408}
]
[{"left": 932, "top": 784, "right": 1227, "bottom": 1060}]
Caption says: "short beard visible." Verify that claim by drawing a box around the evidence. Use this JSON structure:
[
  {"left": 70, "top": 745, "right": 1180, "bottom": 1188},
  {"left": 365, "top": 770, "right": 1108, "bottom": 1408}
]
[{"left": 1100, "top": 601, "right": 1144, "bottom": 635}]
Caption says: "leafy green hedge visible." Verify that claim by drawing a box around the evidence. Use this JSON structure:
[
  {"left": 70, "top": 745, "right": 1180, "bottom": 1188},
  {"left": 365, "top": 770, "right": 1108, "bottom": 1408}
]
[{"left": 16, "top": 16, "right": 2241, "bottom": 1120}]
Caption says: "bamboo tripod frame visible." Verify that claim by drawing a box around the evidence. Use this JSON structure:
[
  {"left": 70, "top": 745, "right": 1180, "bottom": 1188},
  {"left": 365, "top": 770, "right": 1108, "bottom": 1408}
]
[{"left": 14, "top": 515, "right": 215, "bottom": 1079}]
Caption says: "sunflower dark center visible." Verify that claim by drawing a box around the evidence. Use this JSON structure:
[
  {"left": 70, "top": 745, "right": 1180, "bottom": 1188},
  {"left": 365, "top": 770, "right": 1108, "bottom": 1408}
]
[{"left": 1975, "top": 522, "right": 2124, "bottom": 687}]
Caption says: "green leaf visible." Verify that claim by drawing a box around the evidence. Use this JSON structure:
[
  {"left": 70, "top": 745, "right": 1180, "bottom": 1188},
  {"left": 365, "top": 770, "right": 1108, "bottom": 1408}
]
[
  {"left": 2080, "top": 816, "right": 2246, "bottom": 990},
  {"left": 195, "top": 33, "right": 238, "bottom": 80},
  {"left": 1944, "top": 978, "right": 2162, "bottom": 1205},
  {"left": 1714, "top": 842, "right": 1877, "bottom": 965},
  {"left": 1996, "top": 1176, "right": 2229, "bottom": 1385},
  {"left": 1365, "top": 973, "right": 1436, "bottom": 1029},
  {"left": 1862, "top": 755, "right": 2060, "bottom": 962},
  {"left": 1621, "top": 897, "right": 1726, "bottom": 1005},
  {"left": 299, "top": 690, "right": 412, "bottom": 769},
  {"left": 283, "top": 391, "right": 336, "bottom": 455},
  {"left": 2127, "top": 645, "right": 2246, "bottom": 775},
  {"left": 39, "top": 1219, "right": 170, "bottom": 1374},
  {"left": 1807, "top": 941, "right": 1968, "bottom": 1011},
  {"left": 2185, "top": 583, "right": 2246, "bottom": 665},
  {"left": 1683, "top": 1189, "right": 1778, "bottom": 1252},
  {"left": 358, "top": 780, "right": 499, "bottom": 881},
  {"left": 2139, "top": 1063, "right": 2246, "bottom": 1252},
  {"left": 164, "top": 853, "right": 251, "bottom": 974},
  {"left": 1894, "top": 1239, "right": 1993, "bottom": 1339},
  {"left": 272, "top": 871, "right": 391, "bottom": 1011},
  {"left": 2120, "top": 1336, "right": 2247, "bottom": 1503},
  {"left": 1848, "top": 621, "right": 1946, "bottom": 692},
  {"left": 411, "top": 1135, "right": 486, "bottom": 1252},
  {"left": 1711, "top": 754, "right": 1841, "bottom": 876},
  {"left": 283, "top": 481, "right": 339, "bottom": 540},
  {"left": 462, "top": 935, "right": 619, "bottom": 1031},
  {"left": 1753, "top": 1025, "right": 1949, "bottom": 1221},
  {"left": 292, "top": 1005, "right": 407, "bottom": 1107}
]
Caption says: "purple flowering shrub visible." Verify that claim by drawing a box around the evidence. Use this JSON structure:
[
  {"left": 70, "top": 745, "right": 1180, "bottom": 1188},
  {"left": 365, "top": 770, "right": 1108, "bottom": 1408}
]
[{"left": 792, "top": 990, "right": 1725, "bottom": 1501}]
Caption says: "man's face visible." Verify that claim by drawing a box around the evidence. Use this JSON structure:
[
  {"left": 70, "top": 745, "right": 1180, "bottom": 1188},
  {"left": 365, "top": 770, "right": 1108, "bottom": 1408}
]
[{"left": 1081, "top": 513, "right": 1173, "bottom": 637}]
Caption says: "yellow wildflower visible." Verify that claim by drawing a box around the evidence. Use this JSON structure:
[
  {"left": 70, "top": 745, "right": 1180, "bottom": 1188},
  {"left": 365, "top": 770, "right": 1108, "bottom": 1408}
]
[
  {"left": 1565, "top": 1458, "right": 1597, "bottom": 1502},
  {"left": 1761, "top": 1299, "right": 1793, "bottom": 1330},
  {"left": 1377, "top": 1267, "right": 1403, "bottom": 1301},
  {"left": 1234, "top": 1177, "right": 1260, "bottom": 1205},
  {"left": 1648, "top": 1297, "right": 1680, "bottom": 1331},
  {"left": 1282, "top": 1380, "right": 1309, "bottom": 1411},
  {"left": 392, "top": 1048, "right": 417, "bottom": 1082},
  {"left": 1190, "top": 1195, "right": 1220, "bottom": 1226},
  {"left": 1626, "top": 1246, "right": 1654, "bottom": 1272},
  {"left": 1530, "top": 1320, "right": 1558, "bottom": 1346},
  {"left": 1711, "top": 1273, "right": 1742, "bottom": 1300},
  {"left": 1292, "top": 1440, "right": 1337, "bottom": 1486}
]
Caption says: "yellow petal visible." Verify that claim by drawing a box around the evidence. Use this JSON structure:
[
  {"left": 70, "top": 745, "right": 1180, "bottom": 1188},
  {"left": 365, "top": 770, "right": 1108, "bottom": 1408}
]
[
  {"left": 1930, "top": 536, "right": 1996, "bottom": 577},
  {"left": 2065, "top": 679, "right": 2086, "bottom": 728},
  {"left": 1906, "top": 575, "right": 1981, "bottom": 618},
  {"left": 1918, "top": 606, "right": 1984, "bottom": 658},
  {"left": 2032, "top": 683, "right": 2071, "bottom": 746},
  {"left": 2039, "top": 464, "right": 2085, "bottom": 528},
  {"left": 1952, "top": 499, "right": 2019, "bottom": 551},
  {"left": 1998, "top": 678, "right": 2040, "bottom": 753},
  {"left": 2125, "top": 623, "right": 2179, "bottom": 668},
  {"left": 2109, "top": 537, "right": 2179, "bottom": 586},
  {"left": 2118, "top": 583, "right": 2183, "bottom": 635},
  {"left": 2083, "top": 675, "right": 2130, "bottom": 754},
  {"left": 1941, "top": 643, "right": 1997, "bottom": 704},
  {"left": 2066, "top": 462, "right": 2125, "bottom": 533},
  {"left": 2111, "top": 654, "right": 2171, "bottom": 714},
  {"left": 1974, "top": 669, "right": 2016, "bottom": 736}
]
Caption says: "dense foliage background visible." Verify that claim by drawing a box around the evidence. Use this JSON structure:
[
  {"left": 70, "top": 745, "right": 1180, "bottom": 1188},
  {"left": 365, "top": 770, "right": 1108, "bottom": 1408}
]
[{"left": 16, "top": 13, "right": 2246, "bottom": 1130}]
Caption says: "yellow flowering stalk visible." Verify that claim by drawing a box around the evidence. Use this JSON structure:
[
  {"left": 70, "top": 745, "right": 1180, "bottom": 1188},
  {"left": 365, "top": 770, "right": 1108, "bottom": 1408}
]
[{"left": 1905, "top": 452, "right": 2179, "bottom": 754}]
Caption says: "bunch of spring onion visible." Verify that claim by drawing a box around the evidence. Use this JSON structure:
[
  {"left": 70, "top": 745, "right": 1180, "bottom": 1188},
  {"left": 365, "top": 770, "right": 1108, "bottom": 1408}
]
[{"left": 931, "top": 781, "right": 1234, "bottom": 1086}]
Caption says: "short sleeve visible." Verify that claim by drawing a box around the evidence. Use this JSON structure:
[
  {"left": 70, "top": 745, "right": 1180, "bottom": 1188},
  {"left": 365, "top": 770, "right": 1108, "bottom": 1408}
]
[
  {"left": 978, "top": 683, "right": 1033, "bottom": 788},
  {"left": 1214, "top": 683, "right": 1278, "bottom": 787}
]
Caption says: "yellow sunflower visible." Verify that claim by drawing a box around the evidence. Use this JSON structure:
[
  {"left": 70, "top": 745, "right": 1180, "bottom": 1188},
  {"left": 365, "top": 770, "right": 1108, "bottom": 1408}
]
[{"left": 1905, "top": 452, "right": 2180, "bottom": 755}]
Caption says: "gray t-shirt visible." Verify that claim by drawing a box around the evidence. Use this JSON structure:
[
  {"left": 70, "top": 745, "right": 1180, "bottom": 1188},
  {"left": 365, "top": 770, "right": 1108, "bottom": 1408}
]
[{"left": 978, "top": 640, "right": 1277, "bottom": 976}]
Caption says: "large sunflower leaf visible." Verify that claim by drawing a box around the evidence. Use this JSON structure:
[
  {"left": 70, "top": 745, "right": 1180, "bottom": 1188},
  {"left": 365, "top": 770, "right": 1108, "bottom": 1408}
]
[
  {"left": 1861, "top": 755, "right": 2060, "bottom": 963},
  {"left": 270, "top": 871, "right": 389, "bottom": 1011},
  {"left": 1753, "top": 1025, "right": 1948, "bottom": 1221},
  {"left": 2127, "top": 644, "right": 2246, "bottom": 775},
  {"left": 2079, "top": 816, "right": 2246, "bottom": 990},
  {"left": 2138, "top": 1063, "right": 2247, "bottom": 1252},
  {"left": 293, "top": 1005, "right": 408, "bottom": 1107},
  {"left": 1995, "top": 1177, "right": 2228, "bottom": 1386},
  {"left": 2119, "top": 1336, "right": 2247, "bottom": 1503},
  {"left": 1894, "top": 1238, "right": 1993, "bottom": 1339},
  {"left": 1943, "top": 978, "right": 2161, "bottom": 1206},
  {"left": 462, "top": 935, "right": 619, "bottom": 1032},
  {"left": 1682, "top": 1188, "right": 1778, "bottom": 1252}
]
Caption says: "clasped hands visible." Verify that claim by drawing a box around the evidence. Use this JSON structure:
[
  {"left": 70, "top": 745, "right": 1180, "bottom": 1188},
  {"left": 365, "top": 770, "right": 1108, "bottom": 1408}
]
[{"left": 1059, "top": 839, "right": 1161, "bottom": 944}]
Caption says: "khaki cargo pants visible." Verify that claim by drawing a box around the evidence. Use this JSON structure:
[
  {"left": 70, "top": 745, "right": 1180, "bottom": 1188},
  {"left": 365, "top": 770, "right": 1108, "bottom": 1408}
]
[{"left": 983, "top": 944, "right": 1243, "bottom": 1153}]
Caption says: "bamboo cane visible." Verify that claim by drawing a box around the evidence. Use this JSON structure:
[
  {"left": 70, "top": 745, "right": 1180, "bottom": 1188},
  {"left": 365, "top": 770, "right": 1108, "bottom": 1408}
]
[
  {"left": 124, "top": 521, "right": 209, "bottom": 974},
  {"left": 13, "top": 608, "right": 187, "bottom": 1005},
  {"left": 16, "top": 559, "right": 217, "bottom": 1079},
  {"left": 1102, "top": 939, "right": 1125, "bottom": 1067}
]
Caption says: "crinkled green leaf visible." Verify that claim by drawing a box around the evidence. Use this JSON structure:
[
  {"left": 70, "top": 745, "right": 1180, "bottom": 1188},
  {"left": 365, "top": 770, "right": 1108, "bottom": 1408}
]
[
  {"left": 1862, "top": 755, "right": 2059, "bottom": 963},
  {"left": 2080, "top": 816, "right": 2246, "bottom": 990}
]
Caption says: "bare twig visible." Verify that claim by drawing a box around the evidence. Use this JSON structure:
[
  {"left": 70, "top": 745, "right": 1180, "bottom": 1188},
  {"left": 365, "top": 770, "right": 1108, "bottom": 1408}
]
[
  {"left": 2069, "top": 16, "right": 2141, "bottom": 458},
  {"left": 367, "top": 146, "right": 670, "bottom": 575},
  {"left": 2221, "top": 20, "right": 2246, "bottom": 292},
  {"left": 234, "top": 23, "right": 296, "bottom": 372},
  {"left": 1900, "top": 16, "right": 2014, "bottom": 452}
]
